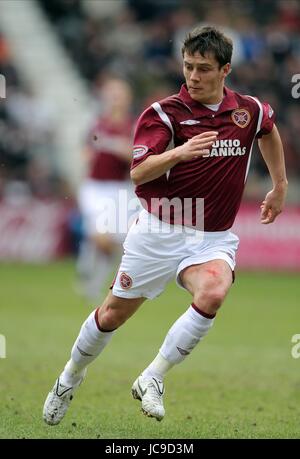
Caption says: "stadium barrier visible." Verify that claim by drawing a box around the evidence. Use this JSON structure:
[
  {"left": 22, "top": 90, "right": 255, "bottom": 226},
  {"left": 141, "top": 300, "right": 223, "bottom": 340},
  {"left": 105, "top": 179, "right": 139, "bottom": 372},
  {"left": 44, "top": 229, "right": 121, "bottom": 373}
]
[
  {"left": 0, "top": 197, "right": 72, "bottom": 262},
  {"left": 232, "top": 204, "right": 300, "bottom": 270}
]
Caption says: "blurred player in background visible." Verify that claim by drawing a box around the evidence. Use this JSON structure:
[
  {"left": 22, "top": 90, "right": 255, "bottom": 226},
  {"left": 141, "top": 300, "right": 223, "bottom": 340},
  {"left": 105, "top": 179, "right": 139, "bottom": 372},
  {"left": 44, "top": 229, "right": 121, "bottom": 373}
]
[
  {"left": 77, "top": 77, "right": 136, "bottom": 300},
  {"left": 43, "top": 26, "right": 288, "bottom": 425}
]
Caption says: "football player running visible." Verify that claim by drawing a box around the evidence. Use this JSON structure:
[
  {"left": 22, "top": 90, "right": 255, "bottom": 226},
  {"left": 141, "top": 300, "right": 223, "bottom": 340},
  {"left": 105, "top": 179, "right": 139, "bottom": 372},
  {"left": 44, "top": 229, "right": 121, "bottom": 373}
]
[{"left": 43, "top": 26, "right": 287, "bottom": 425}]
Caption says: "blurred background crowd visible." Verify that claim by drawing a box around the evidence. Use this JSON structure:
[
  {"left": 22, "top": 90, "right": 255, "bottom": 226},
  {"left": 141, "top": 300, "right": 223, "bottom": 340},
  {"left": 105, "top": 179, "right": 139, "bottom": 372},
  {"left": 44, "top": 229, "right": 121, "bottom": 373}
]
[
  {"left": 1, "top": 0, "right": 300, "bottom": 201},
  {"left": 0, "top": 0, "right": 299, "bottom": 267},
  {"left": 0, "top": 31, "right": 63, "bottom": 199}
]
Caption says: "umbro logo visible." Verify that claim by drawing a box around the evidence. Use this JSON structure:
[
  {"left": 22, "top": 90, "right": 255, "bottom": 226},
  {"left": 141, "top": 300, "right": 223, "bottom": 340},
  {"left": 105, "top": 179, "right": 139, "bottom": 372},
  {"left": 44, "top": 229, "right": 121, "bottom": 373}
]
[
  {"left": 180, "top": 119, "right": 201, "bottom": 125},
  {"left": 177, "top": 346, "right": 190, "bottom": 356},
  {"left": 77, "top": 345, "right": 93, "bottom": 357}
]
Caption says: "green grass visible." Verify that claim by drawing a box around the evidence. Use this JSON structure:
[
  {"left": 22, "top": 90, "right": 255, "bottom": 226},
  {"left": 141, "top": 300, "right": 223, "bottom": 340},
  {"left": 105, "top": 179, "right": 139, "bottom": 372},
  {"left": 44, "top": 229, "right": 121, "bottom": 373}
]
[{"left": 0, "top": 261, "right": 300, "bottom": 439}]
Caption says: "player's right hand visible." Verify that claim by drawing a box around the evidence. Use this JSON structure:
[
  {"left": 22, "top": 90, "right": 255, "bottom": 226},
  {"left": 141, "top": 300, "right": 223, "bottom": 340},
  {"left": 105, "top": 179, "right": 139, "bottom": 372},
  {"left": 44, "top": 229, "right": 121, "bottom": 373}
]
[{"left": 176, "top": 131, "right": 218, "bottom": 161}]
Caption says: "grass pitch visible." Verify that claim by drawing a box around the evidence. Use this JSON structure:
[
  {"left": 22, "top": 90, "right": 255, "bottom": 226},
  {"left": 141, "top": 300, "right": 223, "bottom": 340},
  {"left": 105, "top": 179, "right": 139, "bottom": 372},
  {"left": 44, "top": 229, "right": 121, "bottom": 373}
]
[{"left": 0, "top": 260, "right": 300, "bottom": 439}]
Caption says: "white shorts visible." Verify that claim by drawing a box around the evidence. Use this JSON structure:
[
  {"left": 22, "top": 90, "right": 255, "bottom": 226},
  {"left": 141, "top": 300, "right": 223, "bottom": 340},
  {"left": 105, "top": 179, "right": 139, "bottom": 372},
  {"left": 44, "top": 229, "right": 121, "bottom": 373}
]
[
  {"left": 112, "top": 209, "right": 240, "bottom": 299},
  {"left": 78, "top": 178, "right": 140, "bottom": 242}
]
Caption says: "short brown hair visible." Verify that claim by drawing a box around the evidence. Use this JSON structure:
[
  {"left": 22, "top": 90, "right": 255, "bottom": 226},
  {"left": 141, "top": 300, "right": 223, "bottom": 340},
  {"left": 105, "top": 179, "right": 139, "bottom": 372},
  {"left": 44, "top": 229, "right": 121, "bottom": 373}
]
[{"left": 182, "top": 26, "right": 233, "bottom": 67}]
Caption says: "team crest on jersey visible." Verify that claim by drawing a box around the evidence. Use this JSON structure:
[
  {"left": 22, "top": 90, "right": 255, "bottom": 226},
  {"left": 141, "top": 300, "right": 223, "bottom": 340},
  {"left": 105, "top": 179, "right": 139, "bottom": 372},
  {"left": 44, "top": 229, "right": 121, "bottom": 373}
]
[
  {"left": 133, "top": 145, "right": 148, "bottom": 159},
  {"left": 120, "top": 272, "right": 132, "bottom": 289},
  {"left": 231, "top": 108, "right": 251, "bottom": 128}
]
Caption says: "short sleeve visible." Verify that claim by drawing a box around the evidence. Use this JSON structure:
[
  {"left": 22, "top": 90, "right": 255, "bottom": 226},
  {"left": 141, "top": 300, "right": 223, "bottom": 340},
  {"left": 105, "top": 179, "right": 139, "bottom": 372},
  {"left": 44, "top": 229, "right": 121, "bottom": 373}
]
[
  {"left": 131, "top": 106, "right": 173, "bottom": 169},
  {"left": 256, "top": 102, "right": 275, "bottom": 138}
]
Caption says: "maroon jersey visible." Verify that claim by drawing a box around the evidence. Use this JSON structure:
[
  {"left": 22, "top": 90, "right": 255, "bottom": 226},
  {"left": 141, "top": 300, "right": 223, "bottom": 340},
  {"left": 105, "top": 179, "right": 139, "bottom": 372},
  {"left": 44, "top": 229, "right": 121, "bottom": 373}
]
[
  {"left": 87, "top": 115, "right": 132, "bottom": 181},
  {"left": 131, "top": 84, "right": 275, "bottom": 231}
]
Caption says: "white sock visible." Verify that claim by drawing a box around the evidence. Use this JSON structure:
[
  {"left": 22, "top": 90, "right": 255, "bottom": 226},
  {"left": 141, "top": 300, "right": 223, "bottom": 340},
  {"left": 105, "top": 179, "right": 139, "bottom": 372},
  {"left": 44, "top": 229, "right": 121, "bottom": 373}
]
[
  {"left": 60, "top": 308, "right": 114, "bottom": 386},
  {"left": 142, "top": 352, "right": 174, "bottom": 381},
  {"left": 159, "top": 304, "right": 215, "bottom": 366}
]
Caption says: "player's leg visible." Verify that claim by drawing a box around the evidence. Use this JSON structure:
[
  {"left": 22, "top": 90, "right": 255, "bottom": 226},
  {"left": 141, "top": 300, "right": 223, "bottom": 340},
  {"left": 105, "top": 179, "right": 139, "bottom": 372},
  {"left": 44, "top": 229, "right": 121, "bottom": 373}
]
[
  {"left": 76, "top": 236, "right": 118, "bottom": 300},
  {"left": 134, "top": 259, "right": 233, "bottom": 420},
  {"left": 76, "top": 180, "right": 122, "bottom": 301},
  {"left": 43, "top": 292, "right": 145, "bottom": 425},
  {"left": 157, "top": 259, "right": 232, "bottom": 364},
  {"left": 64, "top": 292, "right": 145, "bottom": 380},
  {"left": 180, "top": 259, "right": 233, "bottom": 315},
  {"left": 77, "top": 231, "right": 121, "bottom": 301}
]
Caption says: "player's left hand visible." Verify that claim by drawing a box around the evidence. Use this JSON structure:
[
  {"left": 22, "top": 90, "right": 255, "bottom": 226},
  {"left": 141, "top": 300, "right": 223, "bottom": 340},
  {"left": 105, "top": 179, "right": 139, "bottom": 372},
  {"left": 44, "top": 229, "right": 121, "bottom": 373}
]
[{"left": 260, "top": 188, "right": 287, "bottom": 224}]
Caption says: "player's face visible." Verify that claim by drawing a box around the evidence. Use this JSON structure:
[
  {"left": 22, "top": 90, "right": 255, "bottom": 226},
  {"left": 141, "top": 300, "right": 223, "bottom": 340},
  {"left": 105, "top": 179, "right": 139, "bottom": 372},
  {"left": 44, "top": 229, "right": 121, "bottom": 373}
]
[
  {"left": 183, "top": 51, "right": 231, "bottom": 104},
  {"left": 100, "top": 79, "right": 132, "bottom": 112}
]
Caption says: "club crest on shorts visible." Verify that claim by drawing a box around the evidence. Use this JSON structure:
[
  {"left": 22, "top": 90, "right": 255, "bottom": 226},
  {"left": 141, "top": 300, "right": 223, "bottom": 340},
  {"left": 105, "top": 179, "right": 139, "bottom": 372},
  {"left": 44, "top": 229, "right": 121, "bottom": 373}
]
[
  {"left": 231, "top": 108, "right": 251, "bottom": 128},
  {"left": 120, "top": 272, "right": 132, "bottom": 289}
]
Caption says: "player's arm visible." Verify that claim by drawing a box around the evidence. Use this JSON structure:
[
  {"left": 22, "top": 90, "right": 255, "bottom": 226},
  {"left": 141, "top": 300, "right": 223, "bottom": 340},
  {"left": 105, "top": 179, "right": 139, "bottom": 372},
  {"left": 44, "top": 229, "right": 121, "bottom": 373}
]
[
  {"left": 258, "top": 124, "right": 288, "bottom": 224},
  {"left": 131, "top": 131, "right": 218, "bottom": 186},
  {"left": 95, "top": 135, "right": 133, "bottom": 163},
  {"left": 107, "top": 136, "right": 133, "bottom": 163}
]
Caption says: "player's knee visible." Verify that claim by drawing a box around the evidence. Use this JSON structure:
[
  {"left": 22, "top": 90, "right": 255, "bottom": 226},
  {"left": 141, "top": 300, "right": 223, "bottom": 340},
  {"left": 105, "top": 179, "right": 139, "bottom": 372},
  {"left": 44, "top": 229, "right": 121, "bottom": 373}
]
[
  {"left": 97, "top": 304, "right": 129, "bottom": 330},
  {"left": 194, "top": 286, "right": 227, "bottom": 312}
]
